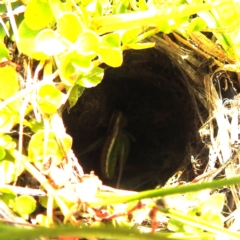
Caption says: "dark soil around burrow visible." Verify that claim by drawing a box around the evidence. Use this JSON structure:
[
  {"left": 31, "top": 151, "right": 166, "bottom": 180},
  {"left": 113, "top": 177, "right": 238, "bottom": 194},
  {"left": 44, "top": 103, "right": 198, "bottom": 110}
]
[{"left": 63, "top": 48, "right": 205, "bottom": 190}]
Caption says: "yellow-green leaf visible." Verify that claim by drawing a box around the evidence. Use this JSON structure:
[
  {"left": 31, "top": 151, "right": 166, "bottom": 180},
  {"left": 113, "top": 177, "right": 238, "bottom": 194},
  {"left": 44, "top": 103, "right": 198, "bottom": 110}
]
[
  {"left": 35, "top": 29, "right": 66, "bottom": 56},
  {"left": 77, "top": 67, "right": 104, "bottom": 88},
  {"left": 121, "top": 27, "right": 142, "bottom": 45},
  {"left": 57, "top": 12, "right": 84, "bottom": 43},
  {"left": 18, "top": 20, "right": 47, "bottom": 60},
  {"left": 37, "top": 84, "right": 64, "bottom": 114},
  {"left": 0, "top": 160, "right": 16, "bottom": 184},
  {"left": 28, "top": 130, "right": 59, "bottom": 162},
  {"left": 98, "top": 46, "right": 122, "bottom": 67},
  {"left": 24, "top": 0, "right": 55, "bottom": 31},
  {"left": 0, "top": 41, "right": 10, "bottom": 61},
  {"left": 74, "top": 30, "right": 99, "bottom": 55},
  {"left": 0, "top": 66, "right": 19, "bottom": 100},
  {"left": 13, "top": 196, "right": 36, "bottom": 215}
]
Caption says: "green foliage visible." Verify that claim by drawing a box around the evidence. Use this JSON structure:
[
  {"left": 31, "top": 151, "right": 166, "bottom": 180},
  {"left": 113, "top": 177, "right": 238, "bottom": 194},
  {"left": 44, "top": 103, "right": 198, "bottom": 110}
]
[
  {"left": 0, "top": 66, "right": 20, "bottom": 110},
  {"left": 37, "top": 84, "right": 64, "bottom": 114},
  {"left": 28, "top": 130, "right": 72, "bottom": 164},
  {"left": 0, "top": 41, "right": 10, "bottom": 61},
  {"left": 57, "top": 12, "right": 84, "bottom": 43},
  {"left": 12, "top": 195, "right": 36, "bottom": 216},
  {"left": 168, "top": 193, "right": 225, "bottom": 234},
  {"left": 24, "top": 0, "right": 55, "bottom": 30}
]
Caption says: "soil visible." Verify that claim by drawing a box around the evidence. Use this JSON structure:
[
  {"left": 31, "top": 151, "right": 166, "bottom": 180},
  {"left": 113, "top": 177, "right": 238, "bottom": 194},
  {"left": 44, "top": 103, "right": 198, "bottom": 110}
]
[{"left": 63, "top": 47, "right": 205, "bottom": 190}]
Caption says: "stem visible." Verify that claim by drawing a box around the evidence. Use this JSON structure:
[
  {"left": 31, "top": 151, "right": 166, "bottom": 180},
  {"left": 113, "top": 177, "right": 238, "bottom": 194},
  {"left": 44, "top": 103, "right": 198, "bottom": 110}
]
[{"left": 91, "top": 2, "right": 229, "bottom": 34}]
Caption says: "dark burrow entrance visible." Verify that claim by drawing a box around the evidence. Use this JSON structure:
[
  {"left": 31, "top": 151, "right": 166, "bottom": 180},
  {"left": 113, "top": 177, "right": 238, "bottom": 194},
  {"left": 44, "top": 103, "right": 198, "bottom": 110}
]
[{"left": 63, "top": 48, "right": 204, "bottom": 190}]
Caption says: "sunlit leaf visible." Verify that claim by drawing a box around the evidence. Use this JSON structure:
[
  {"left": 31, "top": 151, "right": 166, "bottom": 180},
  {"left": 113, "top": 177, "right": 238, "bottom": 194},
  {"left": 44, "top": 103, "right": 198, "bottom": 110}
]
[
  {"left": 121, "top": 27, "right": 141, "bottom": 45},
  {"left": 59, "top": 51, "right": 96, "bottom": 86},
  {"left": 0, "top": 66, "right": 20, "bottom": 110},
  {"left": 24, "top": 0, "right": 55, "bottom": 31},
  {"left": 37, "top": 84, "right": 64, "bottom": 114},
  {"left": 138, "top": 0, "right": 148, "bottom": 11},
  {"left": 35, "top": 29, "right": 66, "bottom": 56},
  {"left": 0, "top": 108, "right": 18, "bottom": 133},
  {"left": 0, "top": 41, "right": 10, "bottom": 61},
  {"left": 0, "top": 135, "right": 16, "bottom": 150},
  {"left": 68, "top": 85, "right": 85, "bottom": 108},
  {"left": 13, "top": 195, "right": 36, "bottom": 215},
  {"left": 0, "top": 160, "right": 16, "bottom": 184},
  {"left": 0, "top": 188, "right": 17, "bottom": 205},
  {"left": 28, "top": 118, "right": 44, "bottom": 133},
  {"left": 28, "top": 130, "right": 70, "bottom": 164},
  {"left": 99, "top": 33, "right": 122, "bottom": 67},
  {"left": 114, "top": 1, "right": 128, "bottom": 14},
  {"left": 74, "top": 30, "right": 99, "bottom": 55},
  {"left": 57, "top": 12, "right": 84, "bottom": 43},
  {"left": 0, "top": 146, "right": 6, "bottom": 160},
  {"left": 85, "top": 0, "right": 102, "bottom": 16},
  {"left": 38, "top": 196, "right": 57, "bottom": 209},
  {"left": 187, "top": 17, "right": 207, "bottom": 35},
  {"left": 28, "top": 130, "right": 59, "bottom": 162},
  {"left": 0, "top": 21, "right": 8, "bottom": 42},
  {"left": 59, "top": 51, "right": 77, "bottom": 86},
  {"left": 72, "top": 53, "right": 95, "bottom": 72},
  {"left": 18, "top": 20, "right": 47, "bottom": 60},
  {"left": 76, "top": 67, "right": 104, "bottom": 88},
  {"left": 200, "top": 194, "right": 224, "bottom": 215},
  {"left": 101, "top": 32, "right": 121, "bottom": 48},
  {"left": 0, "top": 66, "right": 19, "bottom": 100},
  {"left": 98, "top": 46, "right": 122, "bottom": 67}
]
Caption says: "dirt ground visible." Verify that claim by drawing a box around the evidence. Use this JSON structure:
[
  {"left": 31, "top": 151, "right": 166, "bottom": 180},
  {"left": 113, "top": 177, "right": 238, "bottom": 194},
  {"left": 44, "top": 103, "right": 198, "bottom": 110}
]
[{"left": 63, "top": 47, "right": 206, "bottom": 190}]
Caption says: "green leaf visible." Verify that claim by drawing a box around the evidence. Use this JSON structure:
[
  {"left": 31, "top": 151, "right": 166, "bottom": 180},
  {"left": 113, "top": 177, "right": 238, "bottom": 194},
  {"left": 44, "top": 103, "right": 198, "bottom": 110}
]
[
  {"left": 0, "top": 66, "right": 19, "bottom": 104},
  {"left": 57, "top": 12, "right": 84, "bottom": 43},
  {"left": 187, "top": 17, "right": 207, "bottom": 35},
  {"left": 68, "top": 85, "right": 85, "bottom": 108},
  {"left": 24, "top": 0, "right": 55, "bottom": 31},
  {"left": 35, "top": 29, "right": 66, "bottom": 56},
  {"left": 101, "top": 32, "right": 121, "bottom": 48},
  {"left": 28, "top": 130, "right": 71, "bottom": 164},
  {"left": 0, "top": 135, "right": 16, "bottom": 150},
  {"left": 99, "top": 33, "right": 122, "bottom": 67},
  {"left": 13, "top": 196, "right": 36, "bottom": 215},
  {"left": 114, "top": 1, "right": 129, "bottom": 14},
  {"left": 121, "top": 27, "right": 142, "bottom": 45},
  {"left": 48, "top": 0, "right": 64, "bottom": 21},
  {"left": 0, "top": 41, "right": 10, "bottom": 61},
  {"left": 18, "top": 20, "right": 47, "bottom": 60},
  {"left": 0, "top": 21, "right": 8, "bottom": 42},
  {"left": 28, "top": 118, "right": 44, "bottom": 133},
  {"left": 74, "top": 30, "right": 100, "bottom": 55},
  {"left": 37, "top": 84, "right": 64, "bottom": 114},
  {"left": 98, "top": 46, "right": 123, "bottom": 67},
  {"left": 28, "top": 130, "right": 59, "bottom": 162},
  {"left": 0, "top": 108, "right": 18, "bottom": 133},
  {"left": 138, "top": 0, "right": 148, "bottom": 11},
  {"left": 0, "top": 188, "right": 17, "bottom": 205},
  {"left": 59, "top": 50, "right": 96, "bottom": 86},
  {"left": 59, "top": 51, "right": 77, "bottom": 86},
  {"left": 76, "top": 67, "right": 104, "bottom": 88},
  {"left": 0, "top": 146, "right": 6, "bottom": 160},
  {"left": 0, "top": 160, "right": 16, "bottom": 184},
  {"left": 200, "top": 194, "right": 224, "bottom": 215}
]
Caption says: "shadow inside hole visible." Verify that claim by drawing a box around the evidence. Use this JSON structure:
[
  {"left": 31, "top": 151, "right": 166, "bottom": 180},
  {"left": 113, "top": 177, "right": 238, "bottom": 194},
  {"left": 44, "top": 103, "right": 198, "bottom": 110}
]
[{"left": 63, "top": 49, "right": 197, "bottom": 190}]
